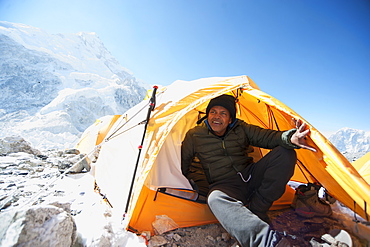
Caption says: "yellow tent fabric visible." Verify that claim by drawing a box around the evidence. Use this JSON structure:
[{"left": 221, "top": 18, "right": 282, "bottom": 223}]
[
  {"left": 75, "top": 115, "right": 121, "bottom": 155},
  {"left": 88, "top": 76, "right": 369, "bottom": 234},
  {"left": 352, "top": 152, "right": 370, "bottom": 184}
]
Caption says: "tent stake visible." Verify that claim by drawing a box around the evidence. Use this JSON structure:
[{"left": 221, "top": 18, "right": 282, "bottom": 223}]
[{"left": 125, "top": 86, "right": 158, "bottom": 214}]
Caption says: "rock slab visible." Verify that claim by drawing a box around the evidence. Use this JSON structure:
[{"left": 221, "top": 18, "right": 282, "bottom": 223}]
[{"left": 0, "top": 204, "right": 76, "bottom": 247}]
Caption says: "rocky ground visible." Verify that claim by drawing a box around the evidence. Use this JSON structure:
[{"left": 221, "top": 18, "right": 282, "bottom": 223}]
[
  {"left": 0, "top": 137, "right": 369, "bottom": 247},
  {"left": 150, "top": 206, "right": 369, "bottom": 247}
]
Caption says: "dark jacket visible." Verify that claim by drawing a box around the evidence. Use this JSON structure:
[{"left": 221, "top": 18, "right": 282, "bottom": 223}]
[{"left": 181, "top": 119, "right": 298, "bottom": 184}]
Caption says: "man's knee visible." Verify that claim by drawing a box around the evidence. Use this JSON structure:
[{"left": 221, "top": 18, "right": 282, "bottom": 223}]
[
  {"left": 207, "top": 190, "right": 220, "bottom": 206},
  {"left": 273, "top": 146, "right": 297, "bottom": 166},
  {"left": 208, "top": 190, "right": 232, "bottom": 205},
  {"left": 265, "top": 146, "right": 297, "bottom": 179},
  {"left": 275, "top": 146, "right": 296, "bottom": 158},
  {"left": 208, "top": 190, "right": 243, "bottom": 210}
]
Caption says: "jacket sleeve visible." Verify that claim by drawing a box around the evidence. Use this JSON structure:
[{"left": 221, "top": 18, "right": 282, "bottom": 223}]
[
  {"left": 181, "top": 129, "right": 195, "bottom": 177},
  {"left": 242, "top": 122, "right": 299, "bottom": 149},
  {"left": 281, "top": 129, "right": 301, "bottom": 149}
]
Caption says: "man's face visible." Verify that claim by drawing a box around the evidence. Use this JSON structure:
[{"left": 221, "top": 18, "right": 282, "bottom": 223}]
[{"left": 207, "top": 105, "right": 232, "bottom": 136}]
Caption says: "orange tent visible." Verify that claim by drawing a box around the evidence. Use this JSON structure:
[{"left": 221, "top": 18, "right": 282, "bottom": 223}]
[{"left": 79, "top": 76, "right": 369, "bottom": 234}]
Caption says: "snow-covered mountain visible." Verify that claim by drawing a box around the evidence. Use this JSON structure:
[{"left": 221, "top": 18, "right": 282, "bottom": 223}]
[
  {"left": 0, "top": 21, "right": 146, "bottom": 150},
  {"left": 329, "top": 128, "right": 370, "bottom": 162},
  {"left": 1, "top": 22, "right": 369, "bottom": 160}
]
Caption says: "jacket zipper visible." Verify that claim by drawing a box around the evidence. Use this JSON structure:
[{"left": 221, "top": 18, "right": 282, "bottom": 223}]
[
  {"left": 207, "top": 123, "right": 238, "bottom": 183},
  {"left": 223, "top": 137, "right": 239, "bottom": 173},
  {"left": 222, "top": 139, "right": 227, "bottom": 154},
  {"left": 208, "top": 138, "right": 226, "bottom": 184}
]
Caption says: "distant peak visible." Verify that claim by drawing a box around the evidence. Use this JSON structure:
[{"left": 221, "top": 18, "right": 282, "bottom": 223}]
[{"left": 77, "top": 31, "right": 97, "bottom": 36}]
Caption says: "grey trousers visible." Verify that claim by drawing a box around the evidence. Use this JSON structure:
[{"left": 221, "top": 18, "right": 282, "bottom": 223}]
[
  {"left": 207, "top": 147, "right": 297, "bottom": 246},
  {"left": 208, "top": 190, "right": 279, "bottom": 246}
]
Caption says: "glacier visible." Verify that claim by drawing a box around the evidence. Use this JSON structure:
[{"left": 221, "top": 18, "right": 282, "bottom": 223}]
[{"left": 0, "top": 21, "right": 146, "bottom": 150}]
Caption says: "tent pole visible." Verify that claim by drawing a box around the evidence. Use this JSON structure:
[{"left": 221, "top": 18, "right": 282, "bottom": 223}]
[{"left": 125, "top": 86, "right": 158, "bottom": 214}]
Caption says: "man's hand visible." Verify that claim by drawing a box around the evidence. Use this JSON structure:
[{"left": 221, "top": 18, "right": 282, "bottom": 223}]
[{"left": 291, "top": 119, "right": 317, "bottom": 152}]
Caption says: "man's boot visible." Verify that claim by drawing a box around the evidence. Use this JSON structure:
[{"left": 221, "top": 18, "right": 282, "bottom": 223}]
[{"left": 293, "top": 183, "right": 332, "bottom": 218}]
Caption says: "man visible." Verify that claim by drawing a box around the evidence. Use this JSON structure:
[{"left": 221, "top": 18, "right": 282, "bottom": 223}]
[{"left": 181, "top": 94, "right": 317, "bottom": 246}]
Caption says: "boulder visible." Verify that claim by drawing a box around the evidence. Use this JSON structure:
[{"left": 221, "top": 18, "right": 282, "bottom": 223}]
[
  {"left": 68, "top": 154, "right": 91, "bottom": 173},
  {"left": 0, "top": 136, "right": 41, "bottom": 156},
  {"left": 0, "top": 204, "right": 76, "bottom": 247},
  {"left": 57, "top": 154, "right": 91, "bottom": 173}
]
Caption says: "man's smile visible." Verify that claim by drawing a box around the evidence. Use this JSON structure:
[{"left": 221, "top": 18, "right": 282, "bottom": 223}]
[{"left": 207, "top": 106, "right": 232, "bottom": 136}]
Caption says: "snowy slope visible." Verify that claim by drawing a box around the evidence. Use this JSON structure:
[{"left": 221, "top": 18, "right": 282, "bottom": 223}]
[{"left": 0, "top": 21, "right": 146, "bottom": 150}]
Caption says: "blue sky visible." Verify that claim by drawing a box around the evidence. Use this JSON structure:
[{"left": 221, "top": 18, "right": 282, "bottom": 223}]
[{"left": 1, "top": 0, "right": 369, "bottom": 135}]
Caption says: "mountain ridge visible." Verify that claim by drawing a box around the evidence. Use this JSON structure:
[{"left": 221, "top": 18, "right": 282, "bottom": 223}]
[
  {"left": 0, "top": 21, "right": 146, "bottom": 150},
  {"left": 328, "top": 127, "right": 370, "bottom": 162}
]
